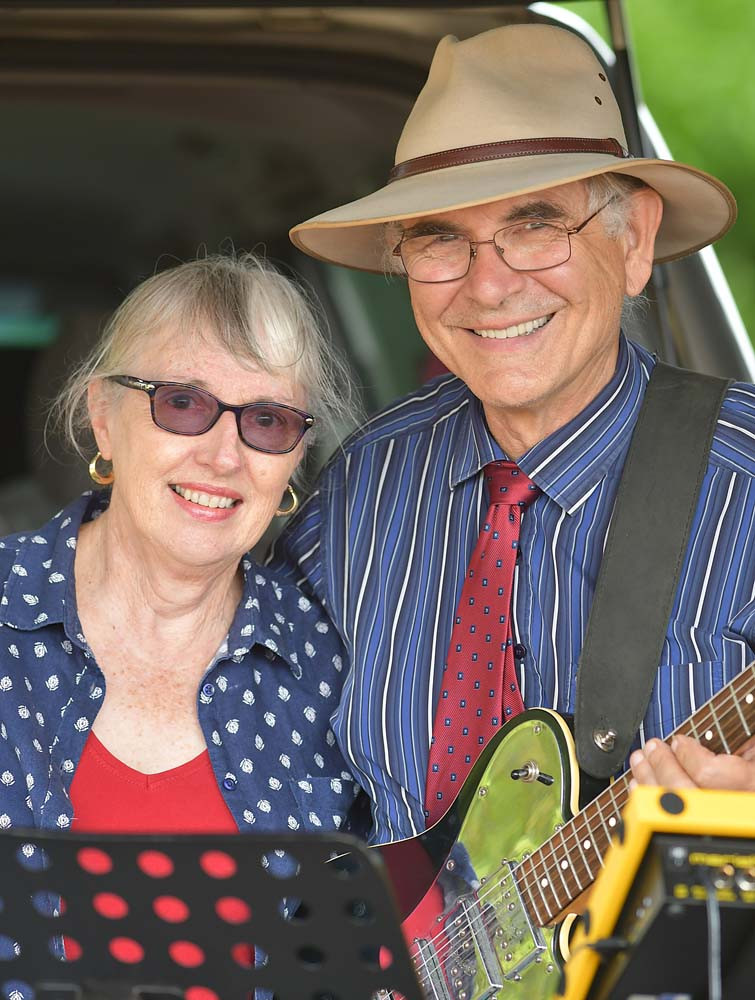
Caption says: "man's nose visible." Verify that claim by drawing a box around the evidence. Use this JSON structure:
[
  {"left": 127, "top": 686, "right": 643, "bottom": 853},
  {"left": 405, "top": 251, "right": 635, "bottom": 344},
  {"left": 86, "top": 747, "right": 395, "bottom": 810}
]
[{"left": 463, "top": 239, "right": 527, "bottom": 304}]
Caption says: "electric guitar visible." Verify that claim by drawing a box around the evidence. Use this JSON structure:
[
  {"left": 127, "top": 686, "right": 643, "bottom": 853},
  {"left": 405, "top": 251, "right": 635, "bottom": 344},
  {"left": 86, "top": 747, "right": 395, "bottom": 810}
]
[{"left": 377, "top": 661, "right": 755, "bottom": 1000}]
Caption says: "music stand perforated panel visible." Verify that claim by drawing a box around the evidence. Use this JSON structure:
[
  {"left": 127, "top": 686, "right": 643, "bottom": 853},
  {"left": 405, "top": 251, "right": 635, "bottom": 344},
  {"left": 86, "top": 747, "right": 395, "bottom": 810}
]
[{"left": 0, "top": 829, "right": 424, "bottom": 1000}]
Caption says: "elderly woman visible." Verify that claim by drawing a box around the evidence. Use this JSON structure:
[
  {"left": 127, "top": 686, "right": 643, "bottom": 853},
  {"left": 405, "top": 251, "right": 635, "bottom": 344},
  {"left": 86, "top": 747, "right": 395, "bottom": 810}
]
[{"left": 0, "top": 253, "right": 360, "bottom": 839}]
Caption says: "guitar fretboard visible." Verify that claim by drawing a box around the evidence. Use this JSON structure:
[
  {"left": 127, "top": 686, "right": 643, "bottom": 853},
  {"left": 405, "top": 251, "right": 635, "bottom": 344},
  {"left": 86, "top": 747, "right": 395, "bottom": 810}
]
[{"left": 514, "top": 661, "right": 755, "bottom": 925}]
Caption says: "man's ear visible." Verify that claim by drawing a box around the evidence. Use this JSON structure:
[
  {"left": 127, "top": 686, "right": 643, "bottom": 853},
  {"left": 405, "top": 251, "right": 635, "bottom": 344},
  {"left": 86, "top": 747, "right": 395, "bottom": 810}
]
[
  {"left": 623, "top": 186, "right": 664, "bottom": 297},
  {"left": 87, "top": 379, "right": 113, "bottom": 460}
]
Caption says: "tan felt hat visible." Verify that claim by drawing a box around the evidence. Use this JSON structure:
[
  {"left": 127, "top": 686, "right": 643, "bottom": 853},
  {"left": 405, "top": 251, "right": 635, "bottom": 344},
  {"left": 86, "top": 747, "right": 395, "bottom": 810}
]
[{"left": 290, "top": 24, "right": 736, "bottom": 271}]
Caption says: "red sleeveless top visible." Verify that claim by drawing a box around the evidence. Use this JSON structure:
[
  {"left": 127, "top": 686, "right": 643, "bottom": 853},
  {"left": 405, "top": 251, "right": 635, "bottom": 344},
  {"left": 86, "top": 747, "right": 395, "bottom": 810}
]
[{"left": 70, "top": 732, "right": 238, "bottom": 834}]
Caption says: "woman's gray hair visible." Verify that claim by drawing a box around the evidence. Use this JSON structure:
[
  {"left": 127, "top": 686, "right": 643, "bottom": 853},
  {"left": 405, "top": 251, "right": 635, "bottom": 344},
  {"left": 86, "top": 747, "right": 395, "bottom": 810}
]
[{"left": 51, "top": 252, "right": 358, "bottom": 468}]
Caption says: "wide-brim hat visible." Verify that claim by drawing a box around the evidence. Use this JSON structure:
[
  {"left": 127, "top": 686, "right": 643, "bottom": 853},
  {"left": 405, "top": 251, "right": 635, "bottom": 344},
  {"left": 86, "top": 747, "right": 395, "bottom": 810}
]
[{"left": 290, "top": 24, "right": 736, "bottom": 272}]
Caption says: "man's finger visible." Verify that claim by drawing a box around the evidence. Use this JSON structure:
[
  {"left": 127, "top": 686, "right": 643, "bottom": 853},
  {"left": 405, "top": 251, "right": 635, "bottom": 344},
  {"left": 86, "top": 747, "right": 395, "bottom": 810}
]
[
  {"left": 629, "top": 739, "right": 696, "bottom": 788},
  {"left": 671, "top": 734, "right": 755, "bottom": 791}
]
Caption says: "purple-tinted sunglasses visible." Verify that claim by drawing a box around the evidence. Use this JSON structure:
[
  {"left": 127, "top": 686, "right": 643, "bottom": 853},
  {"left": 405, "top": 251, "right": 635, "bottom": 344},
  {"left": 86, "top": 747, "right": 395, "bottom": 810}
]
[{"left": 109, "top": 375, "right": 314, "bottom": 455}]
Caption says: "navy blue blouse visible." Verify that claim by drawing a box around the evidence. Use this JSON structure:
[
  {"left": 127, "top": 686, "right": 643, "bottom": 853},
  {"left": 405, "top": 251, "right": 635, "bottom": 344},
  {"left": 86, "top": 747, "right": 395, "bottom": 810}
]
[{"left": 0, "top": 492, "right": 361, "bottom": 836}]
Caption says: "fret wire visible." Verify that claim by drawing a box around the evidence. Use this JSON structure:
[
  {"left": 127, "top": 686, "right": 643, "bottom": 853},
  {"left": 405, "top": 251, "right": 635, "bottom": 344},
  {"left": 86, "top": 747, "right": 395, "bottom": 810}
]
[
  {"left": 571, "top": 812, "right": 597, "bottom": 879},
  {"left": 537, "top": 833, "right": 568, "bottom": 915},
  {"left": 686, "top": 713, "right": 701, "bottom": 740},
  {"left": 732, "top": 690, "right": 752, "bottom": 738},
  {"left": 710, "top": 698, "right": 730, "bottom": 752},
  {"left": 528, "top": 847, "right": 559, "bottom": 921},
  {"left": 550, "top": 831, "right": 572, "bottom": 899},
  {"left": 697, "top": 695, "right": 732, "bottom": 749},
  {"left": 566, "top": 817, "right": 591, "bottom": 886},
  {"left": 579, "top": 803, "right": 606, "bottom": 864},
  {"left": 514, "top": 860, "right": 544, "bottom": 928},
  {"left": 719, "top": 679, "right": 755, "bottom": 741},
  {"left": 557, "top": 824, "right": 584, "bottom": 893},
  {"left": 540, "top": 816, "right": 569, "bottom": 913},
  {"left": 592, "top": 793, "right": 617, "bottom": 856},
  {"left": 676, "top": 663, "right": 755, "bottom": 745}
]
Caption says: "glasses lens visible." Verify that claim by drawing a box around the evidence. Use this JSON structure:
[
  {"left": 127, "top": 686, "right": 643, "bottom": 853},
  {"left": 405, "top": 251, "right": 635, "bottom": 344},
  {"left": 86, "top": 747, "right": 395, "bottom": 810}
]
[
  {"left": 400, "top": 233, "right": 470, "bottom": 282},
  {"left": 153, "top": 384, "right": 218, "bottom": 434},
  {"left": 239, "top": 403, "right": 308, "bottom": 454},
  {"left": 496, "top": 221, "right": 569, "bottom": 270}
]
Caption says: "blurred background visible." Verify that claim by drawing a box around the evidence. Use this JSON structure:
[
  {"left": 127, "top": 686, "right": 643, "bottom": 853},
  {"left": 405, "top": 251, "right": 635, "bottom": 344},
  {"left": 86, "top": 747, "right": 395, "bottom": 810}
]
[{"left": 564, "top": 0, "right": 755, "bottom": 339}]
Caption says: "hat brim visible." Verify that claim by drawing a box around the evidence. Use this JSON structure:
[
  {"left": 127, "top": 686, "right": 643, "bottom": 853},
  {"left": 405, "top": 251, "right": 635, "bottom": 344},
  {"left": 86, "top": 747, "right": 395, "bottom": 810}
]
[{"left": 290, "top": 153, "right": 736, "bottom": 271}]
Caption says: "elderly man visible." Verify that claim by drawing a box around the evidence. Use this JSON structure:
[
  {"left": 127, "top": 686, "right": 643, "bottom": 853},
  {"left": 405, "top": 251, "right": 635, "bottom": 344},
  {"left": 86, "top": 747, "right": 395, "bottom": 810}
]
[{"left": 272, "top": 24, "right": 755, "bottom": 847}]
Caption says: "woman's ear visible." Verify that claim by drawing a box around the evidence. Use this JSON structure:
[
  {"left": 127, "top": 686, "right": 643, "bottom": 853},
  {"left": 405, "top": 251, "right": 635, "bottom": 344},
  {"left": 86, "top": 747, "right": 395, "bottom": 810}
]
[
  {"left": 622, "top": 186, "right": 664, "bottom": 297},
  {"left": 87, "top": 379, "right": 113, "bottom": 460}
]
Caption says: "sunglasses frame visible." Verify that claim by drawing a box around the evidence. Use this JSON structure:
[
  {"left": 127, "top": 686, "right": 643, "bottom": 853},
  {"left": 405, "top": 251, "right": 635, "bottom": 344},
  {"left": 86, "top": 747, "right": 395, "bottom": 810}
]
[{"left": 107, "top": 375, "right": 315, "bottom": 455}]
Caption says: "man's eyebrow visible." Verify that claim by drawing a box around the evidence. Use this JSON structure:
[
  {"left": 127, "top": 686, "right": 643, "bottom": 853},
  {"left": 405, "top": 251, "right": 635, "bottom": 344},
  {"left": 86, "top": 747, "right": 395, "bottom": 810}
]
[
  {"left": 399, "top": 219, "right": 465, "bottom": 238},
  {"left": 503, "top": 200, "right": 568, "bottom": 223}
]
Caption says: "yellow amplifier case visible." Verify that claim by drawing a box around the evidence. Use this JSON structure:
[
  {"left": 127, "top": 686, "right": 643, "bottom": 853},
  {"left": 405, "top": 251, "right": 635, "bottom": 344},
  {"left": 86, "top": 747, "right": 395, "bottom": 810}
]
[{"left": 561, "top": 785, "right": 755, "bottom": 1000}]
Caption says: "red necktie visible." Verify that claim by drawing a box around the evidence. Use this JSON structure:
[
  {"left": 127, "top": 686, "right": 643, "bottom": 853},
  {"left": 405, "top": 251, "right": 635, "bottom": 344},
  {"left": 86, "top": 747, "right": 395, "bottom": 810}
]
[{"left": 424, "top": 461, "right": 539, "bottom": 824}]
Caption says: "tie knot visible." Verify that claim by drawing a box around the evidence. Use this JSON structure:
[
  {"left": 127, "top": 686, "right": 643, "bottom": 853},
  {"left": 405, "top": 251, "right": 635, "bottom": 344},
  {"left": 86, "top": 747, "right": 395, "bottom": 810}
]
[{"left": 484, "top": 461, "right": 540, "bottom": 508}]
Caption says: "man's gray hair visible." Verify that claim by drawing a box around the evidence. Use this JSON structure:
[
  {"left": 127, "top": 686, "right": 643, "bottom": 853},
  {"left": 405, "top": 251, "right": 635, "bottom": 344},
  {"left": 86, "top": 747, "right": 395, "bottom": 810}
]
[
  {"left": 584, "top": 172, "right": 650, "bottom": 237},
  {"left": 51, "top": 252, "right": 358, "bottom": 467}
]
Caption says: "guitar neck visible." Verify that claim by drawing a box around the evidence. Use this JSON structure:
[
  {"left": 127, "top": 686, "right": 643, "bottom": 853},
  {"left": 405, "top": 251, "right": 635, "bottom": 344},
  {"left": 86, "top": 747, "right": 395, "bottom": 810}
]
[{"left": 514, "top": 661, "right": 755, "bottom": 926}]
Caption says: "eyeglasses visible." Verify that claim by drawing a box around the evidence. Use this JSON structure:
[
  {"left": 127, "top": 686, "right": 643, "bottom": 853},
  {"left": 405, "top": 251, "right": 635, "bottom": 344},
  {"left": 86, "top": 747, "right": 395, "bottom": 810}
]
[
  {"left": 108, "top": 375, "right": 315, "bottom": 455},
  {"left": 392, "top": 201, "right": 614, "bottom": 283}
]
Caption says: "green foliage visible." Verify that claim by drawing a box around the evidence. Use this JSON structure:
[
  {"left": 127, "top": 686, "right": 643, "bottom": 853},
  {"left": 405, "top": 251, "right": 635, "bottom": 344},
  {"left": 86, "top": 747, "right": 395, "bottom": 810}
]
[{"left": 561, "top": 0, "right": 755, "bottom": 338}]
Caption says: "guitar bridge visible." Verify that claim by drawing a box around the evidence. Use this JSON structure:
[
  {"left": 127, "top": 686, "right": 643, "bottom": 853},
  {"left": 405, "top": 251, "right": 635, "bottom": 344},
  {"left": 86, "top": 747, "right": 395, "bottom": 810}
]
[{"left": 412, "top": 935, "right": 454, "bottom": 1000}]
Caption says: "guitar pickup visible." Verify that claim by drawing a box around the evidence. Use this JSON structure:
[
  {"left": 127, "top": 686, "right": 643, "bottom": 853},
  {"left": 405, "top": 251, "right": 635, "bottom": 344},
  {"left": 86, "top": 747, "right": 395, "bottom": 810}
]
[{"left": 466, "top": 864, "right": 546, "bottom": 982}]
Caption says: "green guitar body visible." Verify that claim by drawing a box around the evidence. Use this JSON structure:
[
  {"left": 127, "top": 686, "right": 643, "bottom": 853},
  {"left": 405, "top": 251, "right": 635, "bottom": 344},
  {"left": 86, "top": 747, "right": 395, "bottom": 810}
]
[{"left": 382, "top": 709, "right": 584, "bottom": 999}]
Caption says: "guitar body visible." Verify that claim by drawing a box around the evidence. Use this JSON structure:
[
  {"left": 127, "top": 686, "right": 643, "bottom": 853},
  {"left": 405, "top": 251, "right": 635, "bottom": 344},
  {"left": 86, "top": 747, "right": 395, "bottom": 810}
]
[{"left": 380, "top": 709, "right": 582, "bottom": 1000}]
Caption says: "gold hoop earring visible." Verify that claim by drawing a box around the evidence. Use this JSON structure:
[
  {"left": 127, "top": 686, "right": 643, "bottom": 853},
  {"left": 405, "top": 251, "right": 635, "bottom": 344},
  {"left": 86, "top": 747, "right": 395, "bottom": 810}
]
[
  {"left": 275, "top": 484, "right": 299, "bottom": 518},
  {"left": 88, "top": 451, "right": 114, "bottom": 486}
]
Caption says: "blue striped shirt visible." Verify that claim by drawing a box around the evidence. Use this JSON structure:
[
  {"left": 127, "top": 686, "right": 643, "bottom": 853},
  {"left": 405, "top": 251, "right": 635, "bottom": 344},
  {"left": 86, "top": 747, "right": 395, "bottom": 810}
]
[{"left": 269, "top": 337, "right": 755, "bottom": 844}]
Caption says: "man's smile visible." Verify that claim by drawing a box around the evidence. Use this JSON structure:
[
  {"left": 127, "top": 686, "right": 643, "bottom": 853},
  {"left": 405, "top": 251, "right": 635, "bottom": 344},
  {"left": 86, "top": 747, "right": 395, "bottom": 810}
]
[{"left": 471, "top": 313, "right": 554, "bottom": 340}]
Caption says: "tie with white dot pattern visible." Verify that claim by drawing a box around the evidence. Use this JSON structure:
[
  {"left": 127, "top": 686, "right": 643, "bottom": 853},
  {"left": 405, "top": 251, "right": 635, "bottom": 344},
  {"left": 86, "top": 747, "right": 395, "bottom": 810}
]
[{"left": 424, "top": 461, "right": 540, "bottom": 824}]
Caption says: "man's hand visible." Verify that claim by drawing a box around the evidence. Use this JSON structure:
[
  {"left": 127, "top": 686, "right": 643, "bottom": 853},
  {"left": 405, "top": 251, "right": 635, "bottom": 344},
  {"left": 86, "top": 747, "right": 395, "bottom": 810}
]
[{"left": 629, "top": 734, "right": 755, "bottom": 791}]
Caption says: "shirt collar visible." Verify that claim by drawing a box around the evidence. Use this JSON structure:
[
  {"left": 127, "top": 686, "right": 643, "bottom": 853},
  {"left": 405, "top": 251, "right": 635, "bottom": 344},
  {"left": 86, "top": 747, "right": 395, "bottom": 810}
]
[
  {"left": 220, "top": 561, "right": 339, "bottom": 683},
  {"left": 447, "top": 336, "right": 654, "bottom": 513},
  {"left": 519, "top": 337, "right": 653, "bottom": 513},
  {"left": 448, "top": 389, "right": 505, "bottom": 488},
  {"left": 0, "top": 492, "right": 98, "bottom": 633}
]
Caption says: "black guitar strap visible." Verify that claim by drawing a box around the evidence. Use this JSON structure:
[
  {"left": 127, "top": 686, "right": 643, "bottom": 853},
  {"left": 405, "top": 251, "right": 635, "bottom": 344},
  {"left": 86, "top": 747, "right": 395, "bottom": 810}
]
[{"left": 575, "top": 360, "right": 732, "bottom": 778}]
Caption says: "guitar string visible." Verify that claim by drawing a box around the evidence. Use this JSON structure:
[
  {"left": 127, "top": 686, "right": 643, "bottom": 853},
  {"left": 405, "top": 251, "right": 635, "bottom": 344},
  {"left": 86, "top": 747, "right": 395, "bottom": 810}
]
[{"left": 405, "top": 684, "right": 753, "bottom": 982}]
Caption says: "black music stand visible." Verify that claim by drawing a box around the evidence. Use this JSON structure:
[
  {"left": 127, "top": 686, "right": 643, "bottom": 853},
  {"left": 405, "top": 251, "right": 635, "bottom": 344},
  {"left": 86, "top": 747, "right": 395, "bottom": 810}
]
[{"left": 0, "top": 828, "right": 424, "bottom": 1000}]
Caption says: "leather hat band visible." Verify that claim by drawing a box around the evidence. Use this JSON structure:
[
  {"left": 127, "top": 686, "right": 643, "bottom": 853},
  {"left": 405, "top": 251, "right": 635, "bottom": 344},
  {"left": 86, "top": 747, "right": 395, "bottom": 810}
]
[{"left": 388, "top": 136, "right": 629, "bottom": 184}]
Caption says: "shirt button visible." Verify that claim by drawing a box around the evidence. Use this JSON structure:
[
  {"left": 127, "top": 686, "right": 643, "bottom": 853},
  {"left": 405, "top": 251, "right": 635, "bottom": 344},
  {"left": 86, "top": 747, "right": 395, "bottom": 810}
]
[
  {"left": 202, "top": 682, "right": 215, "bottom": 698},
  {"left": 513, "top": 643, "right": 527, "bottom": 660},
  {"left": 223, "top": 776, "right": 237, "bottom": 791}
]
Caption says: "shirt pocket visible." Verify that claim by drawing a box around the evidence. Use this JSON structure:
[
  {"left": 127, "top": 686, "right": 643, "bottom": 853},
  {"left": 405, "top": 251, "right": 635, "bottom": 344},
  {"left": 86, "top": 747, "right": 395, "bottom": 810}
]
[
  {"left": 641, "top": 625, "right": 750, "bottom": 743},
  {"left": 288, "top": 775, "right": 360, "bottom": 834}
]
